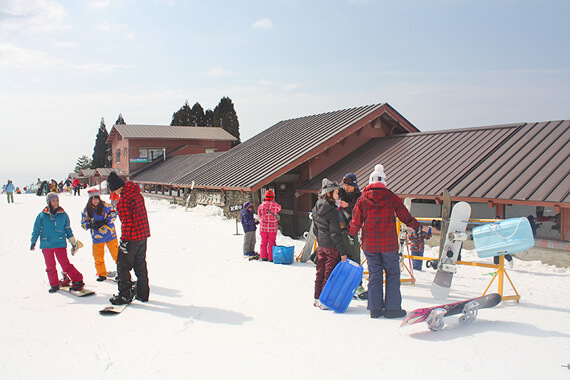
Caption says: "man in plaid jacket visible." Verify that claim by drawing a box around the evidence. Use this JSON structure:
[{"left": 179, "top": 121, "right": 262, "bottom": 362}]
[
  {"left": 348, "top": 164, "right": 422, "bottom": 319},
  {"left": 107, "top": 172, "right": 151, "bottom": 305}
]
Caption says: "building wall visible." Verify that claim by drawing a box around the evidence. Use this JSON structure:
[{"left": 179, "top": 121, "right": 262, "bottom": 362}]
[{"left": 111, "top": 137, "right": 233, "bottom": 175}]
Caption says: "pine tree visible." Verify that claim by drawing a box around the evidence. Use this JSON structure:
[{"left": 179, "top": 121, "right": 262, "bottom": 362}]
[
  {"left": 190, "top": 102, "right": 206, "bottom": 126},
  {"left": 75, "top": 155, "right": 92, "bottom": 173},
  {"left": 92, "top": 118, "right": 111, "bottom": 168},
  {"left": 213, "top": 97, "right": 240, "bottom": 147},
  {"left": 115, "top": 113, "right": 126, "bottom": 125},
  {"left": 171, "top": 101, "right": 192, "bottom": 126},
  {"left": 205, "top": 109, "right": 214, "bottom": 126}
]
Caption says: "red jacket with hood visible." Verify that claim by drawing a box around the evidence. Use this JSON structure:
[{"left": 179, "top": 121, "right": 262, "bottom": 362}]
[{"left": 348, "top": 182, "right": 419, "bottom": 253}]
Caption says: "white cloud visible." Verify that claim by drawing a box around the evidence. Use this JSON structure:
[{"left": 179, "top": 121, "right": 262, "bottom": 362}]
[
  {"left": 53, "top": 41, "right": 76, "bottom": 49},
  {"left": 87, "top": 0, "right": 112, "bottom": 8},
  {"left": 96, "top": 21, "right": 135, "bottom": 40},
  {"left": 259, "top": 79, "right": 300, "bottom": 91},
  {"left": 252, "top": 18, "right": 273, "bottom": 30},
  {"left": 0, "top": 0, "right": 69, "bottom": 34},
  {"left": 208, "top": 67, "right": 235, "bottom": 77},
  {"left": 0, "top": 43, "right": 130, "bottom": 72}
]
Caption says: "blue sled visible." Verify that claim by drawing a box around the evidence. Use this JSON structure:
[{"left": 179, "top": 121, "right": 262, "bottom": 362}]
[{"left": 319, "top": 259, "right": 363, "bottom": 313}]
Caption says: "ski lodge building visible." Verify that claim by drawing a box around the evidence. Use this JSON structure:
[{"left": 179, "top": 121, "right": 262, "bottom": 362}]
[
  {"left": 106, "top": 124, "right": 237, "bottom": 175},
  {"left": 119, "top": 103, "right": 569, "bottom": 252}
]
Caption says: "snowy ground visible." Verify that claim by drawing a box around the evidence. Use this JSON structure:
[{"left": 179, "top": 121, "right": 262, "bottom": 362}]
[{"left": 1, "top": 192, "right": 569, "bottom": 379}]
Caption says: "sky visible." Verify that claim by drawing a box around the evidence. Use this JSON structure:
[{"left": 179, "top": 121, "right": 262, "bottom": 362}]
[{"left": 1, "top": 0, "right": 569, "bottom": 187}]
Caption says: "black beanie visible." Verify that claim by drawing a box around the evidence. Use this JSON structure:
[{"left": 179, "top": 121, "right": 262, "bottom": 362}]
[{"left": 107, "top": 172, "right": 125, "bottom": 192}]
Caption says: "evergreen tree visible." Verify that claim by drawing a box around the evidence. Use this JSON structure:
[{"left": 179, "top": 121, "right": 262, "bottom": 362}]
[
  {"left": 213, "top": 96, "right": 240, "bottom": 147},
  {"left": 75, "top": 155, "right": 92, "bottom": 173},
  {"left": 190, "top": 102, "right": 206, "bottom": 126},
  {"left": 92, "top": 118, "right": 111, "bottom": 168},
  {"left": 115, "top": 113, "right": 126, "bottom": 125},
  {"left": 205, "top": 109, "right": 214, "bottom": 126},
  {"left": 171, "top": 101, "right": 192, "bottom": 126}
]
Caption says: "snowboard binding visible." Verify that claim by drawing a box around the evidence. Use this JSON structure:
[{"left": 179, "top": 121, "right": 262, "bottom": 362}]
[{"left": 458, "top": 300, "right": 480, "bottom": 326}]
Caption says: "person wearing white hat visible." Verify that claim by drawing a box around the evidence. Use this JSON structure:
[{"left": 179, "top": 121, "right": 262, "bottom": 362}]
[
  {"left": 349, "top": 165, "right": 423, "bottom": 319},
  {"left": 81, "top": 188, "right": 119, "bottom": 282}
]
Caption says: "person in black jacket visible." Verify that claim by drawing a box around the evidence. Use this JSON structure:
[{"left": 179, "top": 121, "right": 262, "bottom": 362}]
[
  {"left": 312, "top": 178, "right": 347, "bottom": 309},
  {"left": 338, "top": 173, "right": 363, "bottom": 264}
]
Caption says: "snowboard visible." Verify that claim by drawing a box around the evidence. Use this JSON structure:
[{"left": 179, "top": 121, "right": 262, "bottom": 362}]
[
  {"left": 99, "top": 281, "right": 137, "bottom": 315},
  {"left": 401, "top": 293, "right": 502, "bottom": 330},
  {"left": 298, "top": 214, "right": 317, "bottom": 262},
  {"left": 99, "top": 303, "right": 128, "bottom": 315},
  {"left": 431, "top": 201, "right": 471, "bottom": 299},
  {"left": 59, "top": 286, "right": 95, "bottom": 297},
  {"left": 58, "top": 271, "right": 94, "bottom": 296}
]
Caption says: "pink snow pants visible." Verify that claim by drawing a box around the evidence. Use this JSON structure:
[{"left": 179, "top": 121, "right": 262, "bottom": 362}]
[
  {"left": 42, "top": 248, "right": 83, "bottom": 287},
  {"left": 260, "top": 230, "right": 277, "bottom": 261}
]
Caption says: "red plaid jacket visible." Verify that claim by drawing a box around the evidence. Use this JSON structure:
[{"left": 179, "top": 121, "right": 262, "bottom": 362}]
[
  {"left": 116, "top": 181, "right": 150, "bottom": 241},
  {"left": 348, "top": 182, "right": 419, "bottom": 253}
]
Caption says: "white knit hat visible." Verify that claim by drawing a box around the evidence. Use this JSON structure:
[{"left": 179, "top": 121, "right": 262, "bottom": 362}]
[{"left": 369, "top": 164, "right": 387, "bottom": 185}]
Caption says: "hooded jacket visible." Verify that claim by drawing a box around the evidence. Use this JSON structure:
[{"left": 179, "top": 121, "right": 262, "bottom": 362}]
[
  {"left": 31, "top": 207, "right": 74, "bottom": 249},
  {"left": 312, "top": 198, "right": 347, "bottom": 257},
  {"left": 240, "top": 202, "right": 257, "bottom": 232},
  {"left": 81, "top": 201, "right": 118, "bottom": 244},
  {"left": 348, "top": 182, "right": 419, "bottom": 253},
  {"left": 116, "top": 181, "right": 150, "bottom": 241}
]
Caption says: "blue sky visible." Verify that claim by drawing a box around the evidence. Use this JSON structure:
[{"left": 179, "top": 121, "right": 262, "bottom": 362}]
[{"left": 1, "top": 0, "right": 568, "bottom": 186}]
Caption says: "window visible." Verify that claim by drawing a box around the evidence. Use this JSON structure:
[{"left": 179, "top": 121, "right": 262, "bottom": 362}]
[
  {"left": 148, "top": 148, "right": 164, "bottom": 162},
  {"left": 115, "top": 150, "right": 120, "bottom": 163},
  {"left": 123, "top": 148, "right": 128, "bottom": 159}
]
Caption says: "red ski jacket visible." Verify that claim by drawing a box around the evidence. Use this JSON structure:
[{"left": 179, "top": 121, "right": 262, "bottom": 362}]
[
  {"left": 116, "top": 181, "right": 150, "bottom": 241},
  {"left": 348, "top": 182, "right": 419, "bottom": 253}
]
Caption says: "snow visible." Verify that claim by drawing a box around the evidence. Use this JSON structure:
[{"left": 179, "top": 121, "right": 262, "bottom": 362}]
[{"left": 2, "top": 193, "right": 570, "bottom": 379}]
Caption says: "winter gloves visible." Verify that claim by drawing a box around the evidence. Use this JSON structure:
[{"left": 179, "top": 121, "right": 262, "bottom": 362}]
[{"left": 91, "top": 219, "right": 107, "bottom": 230}]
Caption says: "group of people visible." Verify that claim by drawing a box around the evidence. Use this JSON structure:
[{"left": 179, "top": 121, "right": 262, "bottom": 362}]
[
  {"left": 240, "top": 189, "right": 282, "bottom": 261},
  {"left": 311, "top": 165, "right": 426, "bottom": 319},
  {"left": 30, "top": 172, "right": 151, "bottom": 306},
  {"left": 240, "top": 164, "right": 428, "bottom": 319}
]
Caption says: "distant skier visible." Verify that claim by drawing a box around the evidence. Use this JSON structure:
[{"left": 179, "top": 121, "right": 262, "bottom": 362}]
[
  {"left": 5, "top": 180, "right": 15, "bottom": 203},
  {"left": 72, "top": 178, "right": 81, "bottom": 196},
  {"left": 30, "top": 192, "right": 84, "bottom": 293}
]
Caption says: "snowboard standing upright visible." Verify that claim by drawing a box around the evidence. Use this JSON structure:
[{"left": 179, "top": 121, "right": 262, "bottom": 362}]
[
  {"left": 431, "top": 201, "right": 471, "bottom": 299},
  {"left": 298, "top": 213, "right": 317, "bottom": 262},
  {"left": 401, "top": 293, "right": 502, "bottom": 330}
]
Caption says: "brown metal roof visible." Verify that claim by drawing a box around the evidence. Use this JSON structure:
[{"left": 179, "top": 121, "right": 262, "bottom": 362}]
[
  {"left": 132, "top": 152, "right": 224, "bottom": 184},
  {"left": 298, "top": 120, "right": 569, "bottom": 205},
  {"left": 169, "top": 103, "right": 417, "bottom": 190},
  {"left": 107, "top": 124, "right": 238, "bottom": 143}
]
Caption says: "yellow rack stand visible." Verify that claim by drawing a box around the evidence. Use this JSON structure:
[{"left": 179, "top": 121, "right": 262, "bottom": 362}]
[{"left": 402, "top": 254, "right": 521, "bottom": 302}]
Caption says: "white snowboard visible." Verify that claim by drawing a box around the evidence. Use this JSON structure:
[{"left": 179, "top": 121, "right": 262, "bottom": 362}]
[{"left": 431, "top": 201, "right": 471, "bottom": 299}]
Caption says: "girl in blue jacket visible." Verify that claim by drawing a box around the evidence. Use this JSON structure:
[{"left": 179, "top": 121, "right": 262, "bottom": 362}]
[
  {"left": 30, "top": 193, "right": 84, "bottom": 293},
  {"left": 81, "top": 189, "right": 118, "bottom": 281}
]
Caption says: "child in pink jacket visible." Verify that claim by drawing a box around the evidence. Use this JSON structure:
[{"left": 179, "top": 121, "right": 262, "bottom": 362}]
[{"left": 256, "top": 189, "right": 281, "bottom": 261}]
